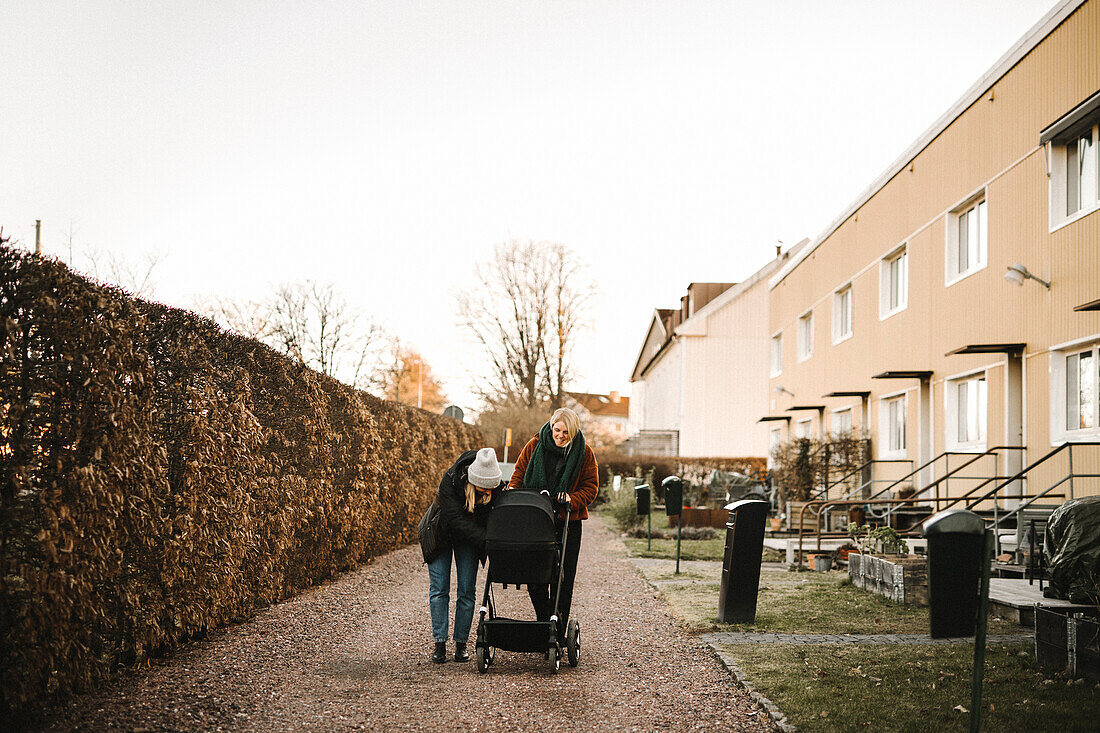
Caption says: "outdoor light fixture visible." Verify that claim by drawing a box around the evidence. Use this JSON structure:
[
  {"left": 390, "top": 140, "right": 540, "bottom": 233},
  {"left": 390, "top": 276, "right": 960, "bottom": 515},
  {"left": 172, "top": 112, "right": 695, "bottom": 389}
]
[
  {"left": 774, "top": 385, "right": 795, "bottom": 397},
  {"left": 1004, "top": 263, "right": 1050, "bottom": 289}
]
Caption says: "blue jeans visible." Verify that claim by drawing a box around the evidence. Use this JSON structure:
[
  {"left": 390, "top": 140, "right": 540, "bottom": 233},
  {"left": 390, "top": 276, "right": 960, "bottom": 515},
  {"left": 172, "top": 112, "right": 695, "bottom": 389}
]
[{"left": 428, "top": 542, "right": 479, "bottom": 643}]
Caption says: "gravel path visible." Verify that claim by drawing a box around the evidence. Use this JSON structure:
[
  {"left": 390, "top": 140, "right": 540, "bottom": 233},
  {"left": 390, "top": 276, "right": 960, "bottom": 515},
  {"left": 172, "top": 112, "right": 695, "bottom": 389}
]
[{"left": 34, "top": 516, "right": 775, "bottom": 732}]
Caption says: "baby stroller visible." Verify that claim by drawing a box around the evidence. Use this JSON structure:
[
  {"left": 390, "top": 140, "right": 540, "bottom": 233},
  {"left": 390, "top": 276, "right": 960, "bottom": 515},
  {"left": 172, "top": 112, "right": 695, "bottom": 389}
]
[{"left": 474, "top": 489, "right": 581, "bottom": 674}]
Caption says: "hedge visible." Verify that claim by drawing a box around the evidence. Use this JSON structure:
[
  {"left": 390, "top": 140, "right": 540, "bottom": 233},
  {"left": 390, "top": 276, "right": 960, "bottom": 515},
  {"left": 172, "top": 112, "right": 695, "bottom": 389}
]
[{"left": 0, "top": 245, "right": 481, "bottom": 714}]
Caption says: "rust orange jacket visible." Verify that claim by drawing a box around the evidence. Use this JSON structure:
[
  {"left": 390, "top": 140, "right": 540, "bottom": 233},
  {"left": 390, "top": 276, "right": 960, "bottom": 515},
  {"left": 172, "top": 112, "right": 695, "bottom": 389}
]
[{"left": 507, "top": 436, "right": 599, "bottom": 520}]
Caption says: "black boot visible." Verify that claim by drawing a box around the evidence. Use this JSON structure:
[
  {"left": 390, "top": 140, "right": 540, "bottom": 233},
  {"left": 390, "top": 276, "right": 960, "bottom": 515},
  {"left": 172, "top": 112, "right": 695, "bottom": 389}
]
[
  {"left": 453, "top": 641, "right": 470, "bottom": 663},
  {"left": 431, "top": 641, "right": 447, "bottom": 664}
]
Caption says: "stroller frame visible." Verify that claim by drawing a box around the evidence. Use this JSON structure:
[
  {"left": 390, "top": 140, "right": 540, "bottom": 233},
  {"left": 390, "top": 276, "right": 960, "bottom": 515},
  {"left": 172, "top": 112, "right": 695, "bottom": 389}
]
[{"left": 474, "top": 491, "right": 581, "bottom": 674}]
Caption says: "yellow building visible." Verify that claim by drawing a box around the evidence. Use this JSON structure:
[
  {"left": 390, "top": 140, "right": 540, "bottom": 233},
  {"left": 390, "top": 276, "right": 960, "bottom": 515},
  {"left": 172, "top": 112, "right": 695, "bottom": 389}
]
[{"left": 765, "top": 0, "right": 1100, "bottom": 531}]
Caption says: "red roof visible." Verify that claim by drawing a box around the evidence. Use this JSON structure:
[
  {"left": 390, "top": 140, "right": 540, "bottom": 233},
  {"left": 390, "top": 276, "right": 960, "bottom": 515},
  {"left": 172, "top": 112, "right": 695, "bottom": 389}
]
[{"left": 567, "top": 391, "right": 630, "bottom": 418}]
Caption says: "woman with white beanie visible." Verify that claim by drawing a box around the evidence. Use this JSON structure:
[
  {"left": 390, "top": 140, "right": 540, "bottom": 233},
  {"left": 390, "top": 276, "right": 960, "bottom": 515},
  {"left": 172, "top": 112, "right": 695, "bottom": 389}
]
[{"left": 425, "top": 447, "right": 503, "bottom": 664}]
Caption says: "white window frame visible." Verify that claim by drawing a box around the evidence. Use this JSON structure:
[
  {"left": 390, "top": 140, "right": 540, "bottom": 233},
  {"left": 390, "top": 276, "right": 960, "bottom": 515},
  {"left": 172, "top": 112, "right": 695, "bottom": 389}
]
[
  {"left": 879, "top": 244, "right": 908, "bottom": 320},
  {"left": 796, "top": 418, "right": 813, "bottom": 439},
  {"left": 797, "top": 311, "right": 814, "bottom": 362},
  {"left": 831, "top": 407, "right": 853, "bottom": 437},
  {"left": 879, "top": 392, "right": 908, "bottom": 459},
  {"left": 945, "top": 369, "right": 988, "bottom": 451},
  {"left": 1050, "top": 336, "right": 1100, "bottom": 444},
  {"left": 945, "top": 193, "right": 988, "bottom": 284},
  {"left": 1048, "top": 120, "right": 1100, "bottom": 231},
  {"left": 832, "top": 284, "right": 853, "bottom": 344},
  {"left": 768, "top": 426, "right": 783, "bottom": 467},
  {"left": 770, "top": 332, "right": 783, "bottom": 377}
]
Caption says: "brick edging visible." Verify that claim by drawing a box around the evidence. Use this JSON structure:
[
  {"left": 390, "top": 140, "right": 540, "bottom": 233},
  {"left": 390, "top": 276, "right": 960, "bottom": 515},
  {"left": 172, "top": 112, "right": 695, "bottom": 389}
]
[{"left": 706, "top": 643, "right": 796, "bottom": 732}]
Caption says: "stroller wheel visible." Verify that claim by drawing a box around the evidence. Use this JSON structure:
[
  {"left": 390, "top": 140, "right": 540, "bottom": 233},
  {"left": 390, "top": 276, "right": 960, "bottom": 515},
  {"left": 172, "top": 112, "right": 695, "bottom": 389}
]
[
  {"left": 549, "top": 646, "right": 560, "bottom": 673},
  {"left": 476, "top": 645, "right": 489, "bottom": 674},
  {"left": 566, "top": 619, "right": 580, "bottom": 667}
]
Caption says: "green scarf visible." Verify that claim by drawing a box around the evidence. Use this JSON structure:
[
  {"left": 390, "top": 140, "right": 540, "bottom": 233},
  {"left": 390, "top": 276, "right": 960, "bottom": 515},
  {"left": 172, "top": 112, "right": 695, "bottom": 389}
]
[{"left": 522, "top": 420, "right": 586, "bottom": 496}]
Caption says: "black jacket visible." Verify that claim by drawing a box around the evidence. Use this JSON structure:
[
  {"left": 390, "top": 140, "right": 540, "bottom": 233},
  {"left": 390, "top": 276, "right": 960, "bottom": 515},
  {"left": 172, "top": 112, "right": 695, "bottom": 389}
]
[{"left": 436, "top": 449, "right": 503, "bottom": 557}]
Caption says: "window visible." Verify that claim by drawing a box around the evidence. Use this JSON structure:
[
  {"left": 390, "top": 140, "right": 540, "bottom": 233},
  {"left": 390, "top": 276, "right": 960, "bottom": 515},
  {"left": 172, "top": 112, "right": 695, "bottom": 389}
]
[
  {"left": 770, "top": 333, "right": 783, "bottom": 377},
  {"left": 1043, "top": 93, "right": 1100, "bottom": 228},
  {"left": 768, "top": 427, "right": 783, "bottom": 466},
  {"left": 831, "top": 408, "right": 853, "bottom": 437},
  {"left": 880, "top": 246, "right": 908, "bottom": 318},
  {"left": 796, "top": 418, "right": 812, "bottom": 439},
  {"left": 880, "top": 394, "right": 907, "bottom": 456},
  {"left": 798, "top": 311, "right": 814, "bottom": 361},
  {"left": 833, "top": 285, "right": 853, "bottom": 343},
  {"left": 1066, "top": 347, "right": 1097, "bottom": 431},
  {"left": 946, "top": 374, "right": 988, "bottom": 449},
  {"left": 1067, "top": 129, "right": 1097, "bottom": 217},
  {"left": 947, "top": 197, "right": 987, "bottom": 282},
  {"left": 1050, "top": 340, "right": 1100, "bottom": 443}
]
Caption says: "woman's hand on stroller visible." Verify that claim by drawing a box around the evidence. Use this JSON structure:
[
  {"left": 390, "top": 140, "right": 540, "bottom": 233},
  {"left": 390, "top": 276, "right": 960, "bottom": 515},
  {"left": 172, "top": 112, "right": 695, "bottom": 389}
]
[{"left": 555, "top": 492, "right": 571, "bottom": 509}]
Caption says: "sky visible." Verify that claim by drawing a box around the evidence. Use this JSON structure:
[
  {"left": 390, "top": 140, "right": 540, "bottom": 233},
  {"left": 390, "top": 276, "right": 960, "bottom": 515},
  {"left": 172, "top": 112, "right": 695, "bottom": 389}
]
[{"left": 0, "top": 0, "right": 1062, "bottom": 414}]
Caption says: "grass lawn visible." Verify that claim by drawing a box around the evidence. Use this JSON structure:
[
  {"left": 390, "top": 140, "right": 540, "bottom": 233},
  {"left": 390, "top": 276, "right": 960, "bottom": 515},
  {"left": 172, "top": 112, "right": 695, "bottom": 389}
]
[
  {"left": 613, "top": 517, "right": 1098, "bottom": 731},
  {"left": 631, "top": 561, "right": 1021, "bottom": 636},
  {"left": 622, "top": 534, "right": 786, "bottom": 563},
  {"left": 623, "top": 537, "right": 727, "bottom": 561},
  {"left": 720, "top": 642, "right": 1100, "bottom": 732}
]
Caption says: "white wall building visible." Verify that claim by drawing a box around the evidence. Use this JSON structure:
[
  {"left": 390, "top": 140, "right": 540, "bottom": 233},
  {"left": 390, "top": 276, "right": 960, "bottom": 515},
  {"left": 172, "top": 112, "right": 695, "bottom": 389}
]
[{"left": 627, "top": 244, "right": 805, "bottom": 457}]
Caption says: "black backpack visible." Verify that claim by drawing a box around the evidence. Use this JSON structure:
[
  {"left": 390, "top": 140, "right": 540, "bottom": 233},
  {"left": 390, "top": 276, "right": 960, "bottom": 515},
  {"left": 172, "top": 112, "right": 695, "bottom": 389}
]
[{"left": 417, "top": 498, "right": 443, "bottom": 563}]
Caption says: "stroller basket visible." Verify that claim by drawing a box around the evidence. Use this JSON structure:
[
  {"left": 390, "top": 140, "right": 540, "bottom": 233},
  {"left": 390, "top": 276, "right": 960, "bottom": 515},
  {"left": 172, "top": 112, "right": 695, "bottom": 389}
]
[{"left": 486, "top": 489, "right": 558, "bottom": 585}]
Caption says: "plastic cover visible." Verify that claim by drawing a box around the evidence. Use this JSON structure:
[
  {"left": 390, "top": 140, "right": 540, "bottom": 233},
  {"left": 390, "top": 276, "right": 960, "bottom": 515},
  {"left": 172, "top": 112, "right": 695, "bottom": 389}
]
[{"left": 1044, "top": 496, "right": 1100, "bottom": 604}]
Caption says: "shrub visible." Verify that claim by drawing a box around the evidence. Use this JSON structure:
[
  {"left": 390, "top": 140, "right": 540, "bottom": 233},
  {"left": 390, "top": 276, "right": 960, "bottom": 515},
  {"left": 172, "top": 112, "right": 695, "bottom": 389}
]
[
  {"left": 0, "top": 245, "right": 481, "bottom": 715},
  {"left": 770, "top": 432, "right": 870, "bottom": 505},
  {"left": 602, "top": 478, "right": 642, "bottom": 533}
]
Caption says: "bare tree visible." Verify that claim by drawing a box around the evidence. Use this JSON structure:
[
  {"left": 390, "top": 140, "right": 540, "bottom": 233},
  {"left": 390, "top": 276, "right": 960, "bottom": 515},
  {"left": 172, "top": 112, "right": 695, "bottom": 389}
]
[
  {"left": 197, "top": 295, "right": 276, "bottom": 342},
  {"left": 80, "top": 242, "right": 166, "bottom": 299},
  {"left": 268, "top": 280, "right": 383, "bottom": 388},
  {"left": 457, "top": 239, "right": 596, "bottom": 410},
  {"left": 544, "top": 242, "right": 595, "bottom": 408}
]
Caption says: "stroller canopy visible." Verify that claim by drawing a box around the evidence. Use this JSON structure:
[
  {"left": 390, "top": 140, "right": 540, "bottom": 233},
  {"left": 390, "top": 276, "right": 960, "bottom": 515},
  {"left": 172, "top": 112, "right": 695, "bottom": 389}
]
[
  {"left": 487, "top": 489, "right": 557, "bottom": 546},
  {"left": 486, "top": 489, "right": 558, "bottom": 585}
]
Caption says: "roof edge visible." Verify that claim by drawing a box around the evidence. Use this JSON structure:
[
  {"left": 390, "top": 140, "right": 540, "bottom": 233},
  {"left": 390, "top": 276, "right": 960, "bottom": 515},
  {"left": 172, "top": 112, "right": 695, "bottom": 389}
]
[
  {"left": 768, "top": 0, "right": 1085, "bottom": 291},
  {"left": 675, "top": 239, "right": 810, "bottom": 335},
  {"left": 628, "top": 309, "right": 670, "bottom": 382}
]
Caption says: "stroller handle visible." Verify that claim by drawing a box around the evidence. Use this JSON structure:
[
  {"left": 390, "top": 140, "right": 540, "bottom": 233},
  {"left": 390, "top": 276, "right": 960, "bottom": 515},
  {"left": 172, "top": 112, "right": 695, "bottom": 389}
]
[{"left": 551, "top": 508, "right": 571, "bottom": 630}]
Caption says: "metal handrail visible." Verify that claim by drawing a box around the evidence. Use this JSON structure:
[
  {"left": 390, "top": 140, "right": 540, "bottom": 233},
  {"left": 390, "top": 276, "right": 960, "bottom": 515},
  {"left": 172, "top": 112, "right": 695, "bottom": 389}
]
[
  {"left": 811, "top": 458, "right": 912, "bottom": 503},
  {"left": 792, "top": 443, "right": 1100, "bottom": 566},
  {"left": 867, "top": 447, "right": 1020, "bottom": 506},
  {"left": 986, "top": 469, "right": 1100, "bottom": 552},
  {"left": 793, "top": 492, "right": 1065, "bottom": 566},
  {"left": 960, "top": 442, "right": 1100, "bottom": 517},
  {"left": 928, "top": 470, "right": 1014, "bottom": 515},
  {"left": 878, "top": 448, "right": 1024, "bottom": 521}
]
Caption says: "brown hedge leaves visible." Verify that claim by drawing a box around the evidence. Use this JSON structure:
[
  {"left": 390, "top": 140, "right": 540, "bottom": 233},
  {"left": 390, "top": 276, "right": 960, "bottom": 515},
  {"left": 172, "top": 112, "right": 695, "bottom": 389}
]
[{"left": 0, "top": 245, "right": 480, "bottom": 714}]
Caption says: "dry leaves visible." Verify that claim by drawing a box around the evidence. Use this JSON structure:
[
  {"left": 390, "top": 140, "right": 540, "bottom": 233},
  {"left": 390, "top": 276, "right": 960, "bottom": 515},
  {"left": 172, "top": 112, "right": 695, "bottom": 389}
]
[{"left": 0, "top": 244, "right": 481, "bottom": 715}]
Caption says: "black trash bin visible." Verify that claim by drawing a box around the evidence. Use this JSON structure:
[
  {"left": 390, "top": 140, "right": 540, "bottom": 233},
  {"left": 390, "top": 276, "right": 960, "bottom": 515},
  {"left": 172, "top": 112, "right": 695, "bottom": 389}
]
[
  {"left": 634, "top": 484, "right": 650, "bottom": 515},
  {"left": 717, "top": 499, "right": 770, "bottom": 624},
  {"left": 922, "top": 509, "right": 987, "bottom": 638},
  {"left": 663, "top": 476, "right": 683, "bottom": 516}
]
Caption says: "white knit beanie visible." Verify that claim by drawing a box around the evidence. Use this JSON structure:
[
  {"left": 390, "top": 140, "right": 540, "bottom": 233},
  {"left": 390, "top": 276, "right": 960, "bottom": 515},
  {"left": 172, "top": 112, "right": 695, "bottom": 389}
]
[{"left": 467, "top": 447, "right": 502, "bottom": 489}]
